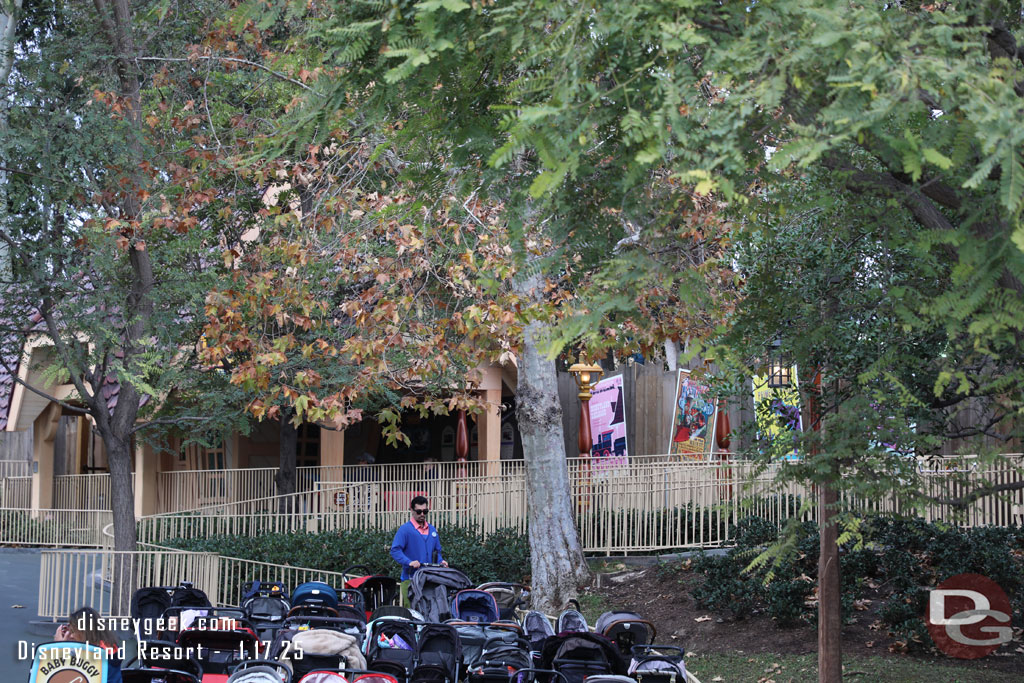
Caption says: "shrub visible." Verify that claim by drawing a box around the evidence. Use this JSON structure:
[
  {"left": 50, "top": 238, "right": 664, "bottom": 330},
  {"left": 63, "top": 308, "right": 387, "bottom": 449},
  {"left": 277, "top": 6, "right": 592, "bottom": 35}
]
[{"left": 161, "top": 525, "right": 530, "bottom": 585}]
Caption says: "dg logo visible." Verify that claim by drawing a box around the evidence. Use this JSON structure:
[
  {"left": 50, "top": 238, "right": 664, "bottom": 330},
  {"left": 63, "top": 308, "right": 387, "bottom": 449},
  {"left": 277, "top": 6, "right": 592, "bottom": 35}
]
[{"left": 926, "top": 573, "right": 1013, "bottom": 659}]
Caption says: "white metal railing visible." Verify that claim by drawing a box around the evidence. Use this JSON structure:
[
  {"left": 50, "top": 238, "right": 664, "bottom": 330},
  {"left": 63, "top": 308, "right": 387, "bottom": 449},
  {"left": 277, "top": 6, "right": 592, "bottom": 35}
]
[
  {"left": 0, "top": 460, "right": 31, "bottom": 478},
  {"left": 2, "top": 475, "right": 31, "bottom": 509},
  {"left": 38, "top": 546, "right": 356, "bottom": 619},
  {"left": 38, "top": 549, "right": 221, "bottom": 619},
  {"left": 0, "top": 508, "right": 114, "bottom": 546},
  {"left": 140, "top": 454, "right": 1024, "bottom": 553},
  {"left": 54, "top": 473, "right": 127, "bottom": 511}
]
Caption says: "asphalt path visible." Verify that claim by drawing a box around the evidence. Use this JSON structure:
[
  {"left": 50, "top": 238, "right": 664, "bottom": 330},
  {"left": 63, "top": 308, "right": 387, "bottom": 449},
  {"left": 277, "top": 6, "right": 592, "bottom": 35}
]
[
  {"left": 0, "top": 549, "right": 46, "bottom": 678},
  {"left": 0, "top": 549, "right": 138, "bottom": 680}
]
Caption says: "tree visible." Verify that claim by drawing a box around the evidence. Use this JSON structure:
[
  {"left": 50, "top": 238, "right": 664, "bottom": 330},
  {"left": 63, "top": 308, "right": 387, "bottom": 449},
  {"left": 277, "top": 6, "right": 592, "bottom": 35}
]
[
  {"left": 0, "top": 0, "right": 265, "bottom": 557},
  {"left": 208, "top": 0, "right": 734, "bottom": 611},
  {"left": 329, "top": 0, "right": 1024, "bottom": 676}
]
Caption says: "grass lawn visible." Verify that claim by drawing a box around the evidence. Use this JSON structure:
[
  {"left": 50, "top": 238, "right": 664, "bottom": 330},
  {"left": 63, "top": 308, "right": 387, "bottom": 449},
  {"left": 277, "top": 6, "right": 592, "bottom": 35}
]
[{"left": 687, "top": 652, "right": 1021, "bottom": 682}]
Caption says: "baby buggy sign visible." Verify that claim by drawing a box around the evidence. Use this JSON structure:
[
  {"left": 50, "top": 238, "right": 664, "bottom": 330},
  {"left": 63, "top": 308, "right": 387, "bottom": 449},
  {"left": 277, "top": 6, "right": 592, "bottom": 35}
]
[
  {"left": 28, "top": 641, "right": 108, "bottom": 683},
  {"left": 669, "top": 369, "right": 717, "bottom": 459}
]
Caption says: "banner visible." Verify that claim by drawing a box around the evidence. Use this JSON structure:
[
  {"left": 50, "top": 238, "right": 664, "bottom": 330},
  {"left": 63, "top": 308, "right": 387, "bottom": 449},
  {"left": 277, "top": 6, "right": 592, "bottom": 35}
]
[
  {"left": 588, "top": 374, "right": 628, "bottom": 473},
  {"left": 669, "top": 370, "right": 717, "bottom": 459},
  {"left": 28, "top": 642, "right": 108, "bottom": 683},
  {"left": 752, "top": 369, "right": 802, "bottom": 460}
]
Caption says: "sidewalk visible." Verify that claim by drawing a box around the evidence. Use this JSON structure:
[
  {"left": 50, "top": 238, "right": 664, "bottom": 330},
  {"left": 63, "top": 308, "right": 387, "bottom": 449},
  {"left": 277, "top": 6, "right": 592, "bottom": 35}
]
[{"left": 0, "top": 549, "right": 45, "bottom": 676}]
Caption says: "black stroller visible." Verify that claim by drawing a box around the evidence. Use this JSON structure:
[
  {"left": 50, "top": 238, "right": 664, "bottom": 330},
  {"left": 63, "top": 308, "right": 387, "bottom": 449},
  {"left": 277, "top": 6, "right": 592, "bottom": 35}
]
[
  {"left": 345, "top": 565, "right": 401, "bottom": 621},
  {"left": 241, "top": 580, "right": 291, "bottom": 641},
  {"left": 593, "top": 612, "right": 656, "bottom": 657},
  {"left": 412, "top": 623, "right": 461, "bottom": 683},
  {"left": 365, "top": 617, "right": 421, "bottom": 683},
  {"left": 540, "top": 632, "right": 627, "bottom": 683},
  {"left": 131, "top": 581, "right": 212, "bottom": 642}
]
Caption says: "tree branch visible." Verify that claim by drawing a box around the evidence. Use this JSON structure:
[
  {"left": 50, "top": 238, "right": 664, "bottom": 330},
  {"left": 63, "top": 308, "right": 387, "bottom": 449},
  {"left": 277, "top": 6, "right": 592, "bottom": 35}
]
[
  {"left": 135, "top": 55, "right": 317, "bottom": 93},
  {"left": 931, "top": 478, "right": 1024, "bottom": 508}
]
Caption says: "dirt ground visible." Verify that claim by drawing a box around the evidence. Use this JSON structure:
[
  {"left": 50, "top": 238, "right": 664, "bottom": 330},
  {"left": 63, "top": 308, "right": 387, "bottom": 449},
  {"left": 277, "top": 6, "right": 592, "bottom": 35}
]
[{"left": 589, "top": 564, "right": 1024, "bottom": 677}]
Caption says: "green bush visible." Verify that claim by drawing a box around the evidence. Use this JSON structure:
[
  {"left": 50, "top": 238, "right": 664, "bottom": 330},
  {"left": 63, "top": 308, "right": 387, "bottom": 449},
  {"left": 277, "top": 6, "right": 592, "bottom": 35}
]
[
  {"left": 161, "top": 524, "right": 530, "bottom": 585},
  {"left": 690, "top": 514, "right": 1024, "bottom": 649}
]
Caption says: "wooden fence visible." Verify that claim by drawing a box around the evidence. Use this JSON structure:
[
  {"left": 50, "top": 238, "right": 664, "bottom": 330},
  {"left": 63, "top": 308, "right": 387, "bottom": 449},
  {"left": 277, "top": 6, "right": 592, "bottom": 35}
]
[{"left": 37, "top": 547, "right": 354, "bottom": 619}]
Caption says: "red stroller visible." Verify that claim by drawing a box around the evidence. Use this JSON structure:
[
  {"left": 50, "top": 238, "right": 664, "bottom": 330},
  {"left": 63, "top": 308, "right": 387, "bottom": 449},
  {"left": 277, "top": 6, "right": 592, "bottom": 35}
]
[{"left": 343, "top": 565, "right": 400, "bottom": 621}]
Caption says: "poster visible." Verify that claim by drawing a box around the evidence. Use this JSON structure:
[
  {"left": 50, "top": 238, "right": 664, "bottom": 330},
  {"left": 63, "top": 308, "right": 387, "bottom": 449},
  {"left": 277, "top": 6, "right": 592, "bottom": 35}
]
[
  {"left": 669, "top": 370, "right": 717, "bottom": 458},
  {"left": 588, "top": 374, "right": 628, "bottom": 472},
  {"left": 28, "top": 642, "right": 109, "bottom": 683},
  {"left": 752, "top": 369, "right": 802, "bottom": 460}
]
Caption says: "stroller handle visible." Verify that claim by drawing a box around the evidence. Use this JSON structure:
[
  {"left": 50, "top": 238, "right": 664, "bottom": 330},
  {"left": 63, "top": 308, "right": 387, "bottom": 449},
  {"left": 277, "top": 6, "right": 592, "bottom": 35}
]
[{"left": 512, "top": 668, "right": 570, "bottom": 683}]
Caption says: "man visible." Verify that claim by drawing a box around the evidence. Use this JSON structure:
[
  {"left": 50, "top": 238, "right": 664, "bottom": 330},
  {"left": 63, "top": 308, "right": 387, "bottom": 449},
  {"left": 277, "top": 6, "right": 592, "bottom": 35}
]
[{"left": 391, "top": 495, "right": 447, "bottom": 604}]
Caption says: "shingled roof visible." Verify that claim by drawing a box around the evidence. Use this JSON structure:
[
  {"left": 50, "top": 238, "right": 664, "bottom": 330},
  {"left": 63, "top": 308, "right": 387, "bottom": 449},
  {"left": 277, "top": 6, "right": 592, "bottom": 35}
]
[{"left": 0, "top": 312, "right": 135, "bottom": 431}]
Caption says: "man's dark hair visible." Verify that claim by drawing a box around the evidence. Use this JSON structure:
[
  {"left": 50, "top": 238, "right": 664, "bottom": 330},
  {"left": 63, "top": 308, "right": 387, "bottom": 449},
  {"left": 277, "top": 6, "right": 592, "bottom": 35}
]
[{"left": 410, "top": 495, "right": 429, "bottom": 509}]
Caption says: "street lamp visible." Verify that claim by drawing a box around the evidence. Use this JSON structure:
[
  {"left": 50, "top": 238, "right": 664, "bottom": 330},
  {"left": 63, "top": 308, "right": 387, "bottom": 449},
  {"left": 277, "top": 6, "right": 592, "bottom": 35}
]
[{"left": 567, "top": 361, "right": 603, "bottom": 458}]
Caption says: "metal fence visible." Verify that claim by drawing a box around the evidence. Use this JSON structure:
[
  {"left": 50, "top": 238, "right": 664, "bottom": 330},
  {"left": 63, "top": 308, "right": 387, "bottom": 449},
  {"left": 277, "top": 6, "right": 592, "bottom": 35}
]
[
  {"left": 37, "top": 547, "right": 355, "bottom": 619},
  {"left": 138, "top": 455, "right": 1024, "bottom": 553},
  {"left": 0, "top": 508, "right": 113, "bottom": 546}
]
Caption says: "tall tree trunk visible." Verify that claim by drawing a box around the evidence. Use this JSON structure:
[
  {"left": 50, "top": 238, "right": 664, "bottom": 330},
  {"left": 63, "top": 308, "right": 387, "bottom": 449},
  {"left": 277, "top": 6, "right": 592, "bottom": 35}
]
[
  {"left": 818, "top": 475, "right": 841, "bottom": 683},
  {"left": 515, "top": 272, "right": 590, "bottom": 613},
  {"left": 276, "top": 410, "right": 298, "bottom": 514}
]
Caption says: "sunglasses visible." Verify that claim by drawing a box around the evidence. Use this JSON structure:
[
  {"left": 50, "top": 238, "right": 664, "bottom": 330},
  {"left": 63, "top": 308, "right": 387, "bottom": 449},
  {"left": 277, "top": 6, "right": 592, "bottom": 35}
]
[{"left": 413, "top": 508, "right": 429, "bottom": 515}]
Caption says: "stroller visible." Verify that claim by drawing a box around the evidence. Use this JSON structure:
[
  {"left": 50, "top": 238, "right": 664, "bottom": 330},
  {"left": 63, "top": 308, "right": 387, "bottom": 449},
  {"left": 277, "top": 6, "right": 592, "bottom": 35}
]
[
  {"left": 291, "top": 671, "right": 401, "bottom": 683},
  {"left": 226, "top": 659, "right": 292, "bottom": 683},
  {"left": 337, "top": 588, "right": 370, "bottom": 625},
  {"left": 132, "top": 582, "right": 212, "bottom": 642},
  {"left": 540, "top": 632, "right": 626, "bottom": 683},
  {"left": 449, "top": 621, "right": 522, "bottom": 678},
  {"left": 371, "top": 605, "right": 422, "bottom": 621},
  {"left": 241, "top": 581, "right": 291, "bottom": 640},
  {"left": 344, "top": 565, "right": 401, "bottom": 621},
  {"left": 593, "top": 613, "right": 656, "bottom": 657},
  {"left": 521, "top": 611, "right": 555, "bottom": 666},
  {"left": 411, "top": 623, "right": 461, "bottom": 683},
  {"left": 556, "top": 609, "right": 588, "bottom": 634},
  {"left": 130, "top": 639, "right": 205, "bottom": 680},
  {"left": 175, "top": 609, "right": 261, "bottom": 677},
  {"left": 364, "top": 618, "right": 420, "bottom": 683},
  {"left": 281, "top": 628, "right": 367, "bottom": 682},
  {"left": 450, "top": 590, "right": 500, "bottom": 623},
  {"left": 627, "top": 645, "right": 686, "bottom": 683},
  {"left": 408, "top": 567, "right": 472, "bottom": 622},
  {"left": 463, "top": 630, "right": 531, "bottom": 683},
  {"left": 291, "top": 581, "right": 341, "bottom": 618},
  {"left": 475, "top": 583, "right": 529, "bottom": 621}
]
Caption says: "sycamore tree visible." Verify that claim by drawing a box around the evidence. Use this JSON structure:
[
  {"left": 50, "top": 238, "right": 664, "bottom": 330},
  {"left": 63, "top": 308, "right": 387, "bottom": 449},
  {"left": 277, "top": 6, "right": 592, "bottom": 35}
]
[
  {"left": 454, "top": 0, "right": 1023, "bottom": 676},
  {"left": 209, "top": 0, "right": 736, "bottom": 611}
]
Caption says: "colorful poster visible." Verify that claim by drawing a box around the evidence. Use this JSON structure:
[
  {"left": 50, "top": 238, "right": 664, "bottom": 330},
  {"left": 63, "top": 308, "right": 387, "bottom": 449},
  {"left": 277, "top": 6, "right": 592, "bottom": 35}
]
[
  {"left": 29, "top": 642, "right": 109, "bottom": 683},
  {"left": 588, "top": 374, "right": 628, "bottom": 472},
  {"left": 669, "top": 370, "right": 718, "bottom": 458},
  {"left": 752, "top": 369, "right": 802, "bottom": 460}
]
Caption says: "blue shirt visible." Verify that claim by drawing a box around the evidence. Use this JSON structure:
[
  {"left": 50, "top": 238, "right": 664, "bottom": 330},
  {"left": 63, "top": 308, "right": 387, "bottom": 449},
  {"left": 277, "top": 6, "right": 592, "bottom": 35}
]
[{"left": 390, "top": 520, "right": 444, "bottom": 581}]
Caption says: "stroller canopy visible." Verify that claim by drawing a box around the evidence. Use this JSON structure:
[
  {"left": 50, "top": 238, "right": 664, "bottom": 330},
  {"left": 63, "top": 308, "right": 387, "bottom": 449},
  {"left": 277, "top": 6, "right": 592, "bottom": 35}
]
[{"left": 557, "top": 609, "right": 589, "bottom": 634}]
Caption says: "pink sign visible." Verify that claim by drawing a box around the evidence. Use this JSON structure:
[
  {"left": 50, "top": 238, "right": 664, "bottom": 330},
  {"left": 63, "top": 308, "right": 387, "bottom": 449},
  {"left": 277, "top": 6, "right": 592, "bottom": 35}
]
[{"left": 588, "top": 374, "right": 628, "bottom": 472}]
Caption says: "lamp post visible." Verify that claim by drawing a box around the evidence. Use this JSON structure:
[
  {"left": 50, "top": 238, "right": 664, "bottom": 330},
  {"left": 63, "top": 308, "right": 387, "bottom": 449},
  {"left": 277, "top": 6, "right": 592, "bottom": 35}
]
[
  {"left": 568, "top": 361, "right": 603, "bottom": 515},
  {"left": 567, "top": 361, "right": 603, "bottom": 458}
]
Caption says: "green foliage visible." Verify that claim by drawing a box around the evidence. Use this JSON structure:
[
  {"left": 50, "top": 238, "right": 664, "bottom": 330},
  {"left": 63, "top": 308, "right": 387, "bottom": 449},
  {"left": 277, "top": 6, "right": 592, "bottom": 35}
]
[
  {"left": 691, "top": 515, "right": 1024, "bottom": 651},
  {"left": 161, "top": 524, "right": 530, "bottom": 585}
]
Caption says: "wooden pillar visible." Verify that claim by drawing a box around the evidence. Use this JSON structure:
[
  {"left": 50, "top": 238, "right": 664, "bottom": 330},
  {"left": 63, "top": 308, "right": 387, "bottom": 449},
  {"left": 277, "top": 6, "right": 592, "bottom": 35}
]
[
  {"left": 75, "top": 416, "right": 91, "bottom": 474},
  {"left": 321, "top": 427, "right": 345, "bottom": 469},
  {"left": 134, "top": 440, "right": 158, "bottom": 517},
  {"left": 478, "top": 365, "right": 503, "bottom": 477},
  {"left": 30, "top": 402, "right": 61, "bottom": 513}
]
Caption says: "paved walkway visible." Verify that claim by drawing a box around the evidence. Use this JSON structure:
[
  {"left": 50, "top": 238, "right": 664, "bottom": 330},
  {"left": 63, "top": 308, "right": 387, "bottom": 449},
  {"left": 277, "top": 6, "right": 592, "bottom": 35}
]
[{"left": 0, "top": 549, "right": 45, "bottom": 676}]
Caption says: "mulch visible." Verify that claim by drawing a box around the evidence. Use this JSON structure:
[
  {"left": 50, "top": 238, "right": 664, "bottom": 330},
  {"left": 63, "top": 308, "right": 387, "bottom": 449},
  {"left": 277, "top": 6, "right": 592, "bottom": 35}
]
[{"left": 589, "top": 565, "right": 1024, "bottom": 676}]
